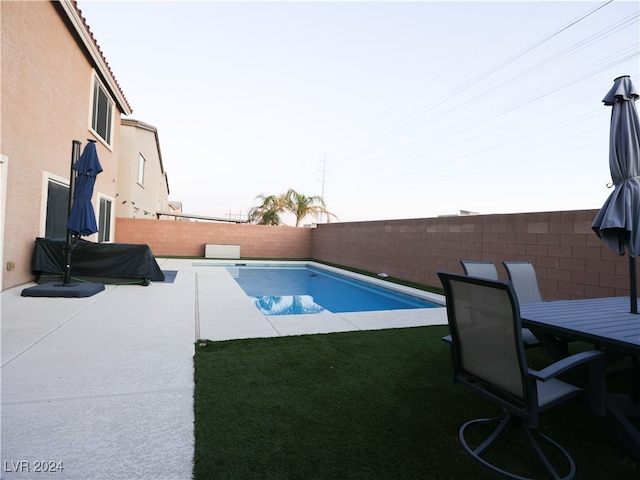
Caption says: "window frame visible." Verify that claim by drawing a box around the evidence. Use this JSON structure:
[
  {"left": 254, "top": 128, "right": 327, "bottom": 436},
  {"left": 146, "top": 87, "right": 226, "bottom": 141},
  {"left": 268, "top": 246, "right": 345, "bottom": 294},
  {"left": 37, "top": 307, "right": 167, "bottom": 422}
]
[
  {"left": 98, "top": 195, "right": 113, "bottom": 243},
  {"left": 44, "top": 179, "right": 70, "bottom": 239},
  {"left": 90, "top": 75, "right": 114, "bottom": 146},
  {"left": 40, "top": 172, "right": 70, "bottom": 238},
  {"left": 137, "top": 153, "right": 146, "bottom": 187}
]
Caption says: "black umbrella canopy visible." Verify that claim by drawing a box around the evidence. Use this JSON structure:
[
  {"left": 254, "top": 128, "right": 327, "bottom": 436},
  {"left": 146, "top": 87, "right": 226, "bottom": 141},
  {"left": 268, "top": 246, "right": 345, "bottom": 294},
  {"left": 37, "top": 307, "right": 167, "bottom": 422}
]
[
  {"left": 66, "top": 141, "right": 103, "bottom": 236},
  {"left": 592, "top": 75, "right": 640, "bottom": 312}
]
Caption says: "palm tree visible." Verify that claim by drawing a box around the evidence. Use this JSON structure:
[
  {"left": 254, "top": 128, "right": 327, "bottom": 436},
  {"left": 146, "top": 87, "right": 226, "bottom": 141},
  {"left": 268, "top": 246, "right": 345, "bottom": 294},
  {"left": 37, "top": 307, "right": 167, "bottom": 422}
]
[
  {"left": 283, "top": 189, "right": 337, "bottom": 227},
  {"left": 247, "top": 189, "right": 338, "bottom": 226},
  {"left": 247, "top": 194, "right": 286, "bottom": 225}
]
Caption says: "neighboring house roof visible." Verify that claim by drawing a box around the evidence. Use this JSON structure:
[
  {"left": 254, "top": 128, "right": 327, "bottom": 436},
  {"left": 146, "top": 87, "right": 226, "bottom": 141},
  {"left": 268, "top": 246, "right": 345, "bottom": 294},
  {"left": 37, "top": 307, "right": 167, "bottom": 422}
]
[
  {"left": 168, "top": 201, "right": 183, "bottom": 213},
  {"left": 55, "top": 0, "right": 132, "bottom": 115}
]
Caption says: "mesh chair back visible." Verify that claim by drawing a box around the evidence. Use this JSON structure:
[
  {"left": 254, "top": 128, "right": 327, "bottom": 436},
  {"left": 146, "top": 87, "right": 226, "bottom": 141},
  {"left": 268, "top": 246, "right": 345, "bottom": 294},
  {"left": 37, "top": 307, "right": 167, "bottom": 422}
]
[
  {"left": 503, "top": 261, "right": 543, "bottom": 303},
  {"left": 460, "top": 260, "right": 499, "bottom": 280},
  {"left": 438, "top": 272, "right": 527, "bottom": 400}
]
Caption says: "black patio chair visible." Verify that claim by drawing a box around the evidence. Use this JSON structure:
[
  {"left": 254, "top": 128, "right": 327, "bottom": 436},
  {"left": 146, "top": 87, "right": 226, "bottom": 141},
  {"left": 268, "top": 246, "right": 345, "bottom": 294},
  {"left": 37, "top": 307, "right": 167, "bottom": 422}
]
[{"left": 437, "top": 272, "right": 606, "bottom": 480}]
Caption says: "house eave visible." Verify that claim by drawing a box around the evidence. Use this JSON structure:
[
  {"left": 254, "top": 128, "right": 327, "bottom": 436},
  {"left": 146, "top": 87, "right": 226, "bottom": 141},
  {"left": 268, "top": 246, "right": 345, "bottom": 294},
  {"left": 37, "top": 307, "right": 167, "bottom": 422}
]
[{"left": 57, "top": 0, "right": 133, "bottom": 116}]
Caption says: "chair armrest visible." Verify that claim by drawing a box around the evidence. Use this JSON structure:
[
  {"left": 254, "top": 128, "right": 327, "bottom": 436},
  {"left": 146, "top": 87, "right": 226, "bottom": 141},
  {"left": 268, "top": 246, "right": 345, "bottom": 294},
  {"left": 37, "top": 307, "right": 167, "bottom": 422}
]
[
  {"left": 529, "top": 350, "right": 606, "bottom": 416},
  {"left": 529, "top": 350, "right": 605, "bottom": 382}
]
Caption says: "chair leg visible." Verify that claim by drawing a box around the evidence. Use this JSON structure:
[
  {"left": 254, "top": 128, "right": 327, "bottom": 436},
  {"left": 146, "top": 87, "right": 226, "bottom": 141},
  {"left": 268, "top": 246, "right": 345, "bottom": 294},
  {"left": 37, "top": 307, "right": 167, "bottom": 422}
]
[
  {"left": 459, "top": 412, "right": 576, "bottom": 480},
  {"left": 522, "top": 419, "right": 576, "bottom": 480},
  {"left": 460, "top": 412, "right": 511, "bottom": 459}
]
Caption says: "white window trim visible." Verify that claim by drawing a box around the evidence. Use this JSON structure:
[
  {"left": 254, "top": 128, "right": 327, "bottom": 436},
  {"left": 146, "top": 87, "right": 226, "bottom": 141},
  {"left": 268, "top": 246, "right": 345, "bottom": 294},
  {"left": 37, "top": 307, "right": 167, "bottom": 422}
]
[
  {"left": 89, "top": 73, "right": 115, "bottom": 150},
  {"left": 40, "top": 171, "right": 69, "bottom": 238},
  {"left": 0, "top": 154, "right": 8, "bottom": 290},
  {"left": 137, "top": 153, "right": 146, "bottom": 187},
  {"left": 98, "top": 194, "right": 115, "bottom": 243}
]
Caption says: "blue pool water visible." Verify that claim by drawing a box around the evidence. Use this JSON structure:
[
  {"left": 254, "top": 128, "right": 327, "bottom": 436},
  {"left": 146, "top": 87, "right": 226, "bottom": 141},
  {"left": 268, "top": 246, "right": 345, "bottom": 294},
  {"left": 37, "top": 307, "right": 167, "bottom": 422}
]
[{"left": 228, "top": 266, "right": 438, "bottom": 315}]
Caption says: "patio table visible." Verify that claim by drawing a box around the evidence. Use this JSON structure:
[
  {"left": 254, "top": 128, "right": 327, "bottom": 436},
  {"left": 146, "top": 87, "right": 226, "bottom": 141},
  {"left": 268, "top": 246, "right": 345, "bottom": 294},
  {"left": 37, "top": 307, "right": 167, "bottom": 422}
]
[
  {"left": 520, "top": 297, "right": 640, "bottom": 357},
  {"left": 520, "top": 297, "right": 640, "bottom": 460}
]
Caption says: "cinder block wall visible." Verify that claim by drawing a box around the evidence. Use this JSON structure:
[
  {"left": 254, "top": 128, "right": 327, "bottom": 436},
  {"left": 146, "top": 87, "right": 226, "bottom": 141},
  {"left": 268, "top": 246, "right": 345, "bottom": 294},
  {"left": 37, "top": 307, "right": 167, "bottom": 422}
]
[
  {"left": 115, "top": 218, "right": 312, "bottom": 258},
  {"left": 312, "top": 209, "right": 633, "bottom": 300},
  {"left": 115, "top": 209, "right": 636, "bottom": 300}
]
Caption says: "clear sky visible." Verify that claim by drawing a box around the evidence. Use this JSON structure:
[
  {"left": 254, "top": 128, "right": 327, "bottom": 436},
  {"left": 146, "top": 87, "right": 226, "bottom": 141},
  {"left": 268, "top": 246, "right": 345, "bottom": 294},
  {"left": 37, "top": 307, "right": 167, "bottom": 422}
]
[{"left": 77, "top": 0, "right": 640, "bottom": 224}]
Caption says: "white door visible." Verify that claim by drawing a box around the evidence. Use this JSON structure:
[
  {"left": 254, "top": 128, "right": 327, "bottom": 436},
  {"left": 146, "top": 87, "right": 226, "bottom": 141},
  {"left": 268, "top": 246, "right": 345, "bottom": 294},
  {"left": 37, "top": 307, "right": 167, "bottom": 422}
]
[{"left": 0, "top": 154, "right": 8, "bottom": 290}]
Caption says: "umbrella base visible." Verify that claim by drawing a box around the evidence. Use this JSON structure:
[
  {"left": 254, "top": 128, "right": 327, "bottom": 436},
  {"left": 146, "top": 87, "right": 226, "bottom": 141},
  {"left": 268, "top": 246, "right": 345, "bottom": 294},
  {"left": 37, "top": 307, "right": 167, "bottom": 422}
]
[{"left": 21, "top": 282, "right": 105, "bottom": 298}]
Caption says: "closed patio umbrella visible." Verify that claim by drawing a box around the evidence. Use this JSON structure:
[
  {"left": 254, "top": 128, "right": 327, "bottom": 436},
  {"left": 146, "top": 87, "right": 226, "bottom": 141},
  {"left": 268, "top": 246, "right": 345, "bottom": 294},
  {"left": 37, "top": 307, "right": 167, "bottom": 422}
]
[
  {"left": 63, "top": 140, "right": 102, "bottom": 286},
  {"left": 66, "top": 141, "right": 103, "bottom": 236},
  {"left": 22, "top": 140, "right": 105, "bottom": 297},
  {"left": 592, "top": 75, "right": 640, "bottom": 313}
]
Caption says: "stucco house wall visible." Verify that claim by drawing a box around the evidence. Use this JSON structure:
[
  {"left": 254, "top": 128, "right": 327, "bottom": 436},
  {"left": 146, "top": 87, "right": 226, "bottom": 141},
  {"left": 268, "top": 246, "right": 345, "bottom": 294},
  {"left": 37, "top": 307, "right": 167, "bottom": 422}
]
[
  {"left": 0, "top": 1, "right": 131, "bottom": 289},
  {"left": 117, "top": 119, "right": 169, "bottom": 219}
]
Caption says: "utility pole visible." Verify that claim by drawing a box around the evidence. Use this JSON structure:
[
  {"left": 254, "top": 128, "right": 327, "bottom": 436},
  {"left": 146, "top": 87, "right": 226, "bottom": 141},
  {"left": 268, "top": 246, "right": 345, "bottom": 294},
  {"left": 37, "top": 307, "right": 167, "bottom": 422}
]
[
  {"left": 319, "top": 153, "right": 329, "bottom": 223},
  {"left": 320, "top": 153, "right": 327, "bottom": 200}
]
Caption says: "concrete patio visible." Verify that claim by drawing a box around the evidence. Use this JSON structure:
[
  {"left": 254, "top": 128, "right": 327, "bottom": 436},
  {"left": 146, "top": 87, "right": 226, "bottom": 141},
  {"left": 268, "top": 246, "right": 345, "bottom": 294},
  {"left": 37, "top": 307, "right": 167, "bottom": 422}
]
[{"left": 1, "top": 258, "right": 446, "bottom": 479}]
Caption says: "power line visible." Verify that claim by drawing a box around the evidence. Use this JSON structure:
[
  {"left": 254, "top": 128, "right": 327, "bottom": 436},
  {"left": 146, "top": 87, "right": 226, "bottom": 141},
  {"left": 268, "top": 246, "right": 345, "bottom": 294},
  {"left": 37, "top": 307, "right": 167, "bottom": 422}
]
[
  {"left": 314, "top": 2, "right": 637, "bottom": 214},
  {"left": 327, "top": 1, "right": 621, "bottom": 169},
  {"left": 334, "top": 57, "right": 638, "bottom": 190},
  {"left": 329, "top": 18, "right": 638, "bottom": 185}
]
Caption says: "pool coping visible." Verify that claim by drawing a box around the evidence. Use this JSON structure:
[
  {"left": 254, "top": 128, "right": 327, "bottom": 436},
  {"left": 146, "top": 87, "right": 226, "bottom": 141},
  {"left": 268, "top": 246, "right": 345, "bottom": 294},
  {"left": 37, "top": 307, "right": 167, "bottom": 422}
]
[
  {"left": 188, "top": 259, "right": 448, "bottom": 341},
  {"left": 192, "top": 259, "right": 446, "bottom": 306}
]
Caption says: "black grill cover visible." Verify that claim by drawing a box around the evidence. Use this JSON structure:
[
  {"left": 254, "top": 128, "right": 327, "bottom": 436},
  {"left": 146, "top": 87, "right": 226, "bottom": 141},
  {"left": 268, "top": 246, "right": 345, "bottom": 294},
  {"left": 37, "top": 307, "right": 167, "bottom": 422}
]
[{"left": 31, "top": 238, "right": 165, "bottom": 284}]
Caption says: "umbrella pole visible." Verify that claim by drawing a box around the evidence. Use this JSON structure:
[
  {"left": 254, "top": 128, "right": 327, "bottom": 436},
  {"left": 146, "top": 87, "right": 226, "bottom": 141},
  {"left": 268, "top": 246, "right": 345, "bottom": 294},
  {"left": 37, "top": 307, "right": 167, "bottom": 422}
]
[
  {"left": 630, "top": 254, "right": 638, "bottom": 314},
  {"left": 64, "top": 140, "right": 82, "bottom": 285}
]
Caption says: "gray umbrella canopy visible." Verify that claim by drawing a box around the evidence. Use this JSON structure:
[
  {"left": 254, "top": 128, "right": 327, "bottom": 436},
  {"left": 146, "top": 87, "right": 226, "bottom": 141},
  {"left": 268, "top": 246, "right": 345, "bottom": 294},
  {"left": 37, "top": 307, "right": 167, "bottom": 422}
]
[{"left": 592, "top": 75, "right": 640, "bottom": 312}]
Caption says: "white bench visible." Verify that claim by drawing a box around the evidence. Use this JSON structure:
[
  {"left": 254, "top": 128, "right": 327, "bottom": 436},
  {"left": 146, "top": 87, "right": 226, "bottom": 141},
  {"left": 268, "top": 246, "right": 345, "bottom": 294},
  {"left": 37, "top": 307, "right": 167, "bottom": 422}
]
[{"left": 204, "top": 244, "right": 241, "bottom": 259}]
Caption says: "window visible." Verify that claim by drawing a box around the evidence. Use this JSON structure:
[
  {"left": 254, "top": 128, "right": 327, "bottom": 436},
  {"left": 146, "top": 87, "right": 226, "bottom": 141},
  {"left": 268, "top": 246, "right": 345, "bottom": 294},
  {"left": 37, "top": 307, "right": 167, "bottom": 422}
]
[
  {"left": 98, "top": 197, "right": 112, "bottom": 242},
  {"left": 91, "top": 77, "right": 113, "bottom": 145},
  {"left": 45, "top": 180, "right": 69, "bottom": 239},
  {"left": 137, "top": 154, "right": 146, "bottom": 186}
]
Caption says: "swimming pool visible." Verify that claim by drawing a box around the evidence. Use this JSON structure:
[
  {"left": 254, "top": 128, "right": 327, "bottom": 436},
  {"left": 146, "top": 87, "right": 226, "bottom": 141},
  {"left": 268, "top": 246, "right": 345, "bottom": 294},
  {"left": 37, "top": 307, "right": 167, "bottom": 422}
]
[{"left": 227, "top": 265, "right": 440, "bottom": 315}]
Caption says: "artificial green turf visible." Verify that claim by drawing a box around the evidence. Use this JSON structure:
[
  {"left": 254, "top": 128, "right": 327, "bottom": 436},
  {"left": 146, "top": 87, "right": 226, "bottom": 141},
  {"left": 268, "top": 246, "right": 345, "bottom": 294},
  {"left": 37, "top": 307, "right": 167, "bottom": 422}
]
[{"left": 193, "top": 326, "right": 638, "bottom": 479}]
